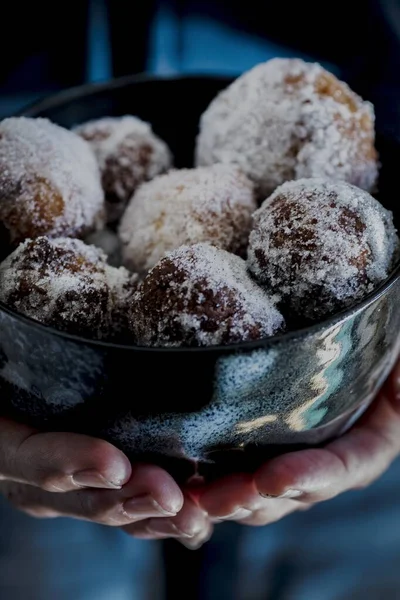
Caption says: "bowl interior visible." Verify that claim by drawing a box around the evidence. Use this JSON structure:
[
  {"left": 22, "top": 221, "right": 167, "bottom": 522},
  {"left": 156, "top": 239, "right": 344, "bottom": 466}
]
[{"left": 22, "top": 75, "right": 233, "bottom": 169}]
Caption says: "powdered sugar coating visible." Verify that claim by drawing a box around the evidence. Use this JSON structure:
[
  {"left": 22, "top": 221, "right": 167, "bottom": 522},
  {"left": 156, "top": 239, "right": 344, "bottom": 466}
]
[
  {"left": 0, "top": 117, "right": 105, "bottom": 246},
  {"left": 119, "top": 164, "right": 256, "bottom": 274},
  {"left": 248, "top": 178, "right": 398, "bottom": 320},
  {"left": 0, "top": 237, "right": 138, "bottom": 340},
  {"left": 132, "top": 242, "right": 285, "bottom": 347},
  {"left": 196, "top": 58, "right": 378, "bottom": 198},
  {"left": 74, "top": 116, "right": 172, "bottom": 222}
]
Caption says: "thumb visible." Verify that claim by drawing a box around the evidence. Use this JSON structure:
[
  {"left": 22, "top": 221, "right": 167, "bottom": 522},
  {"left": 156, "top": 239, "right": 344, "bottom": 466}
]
[{"left": 0, "top": 417, "right": 131, "bottom": 491}]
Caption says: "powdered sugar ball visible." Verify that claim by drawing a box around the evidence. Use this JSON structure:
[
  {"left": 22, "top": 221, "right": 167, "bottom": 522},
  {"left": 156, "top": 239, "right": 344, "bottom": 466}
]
[
  {"left": 75, "top": 116, "right": 172, "bottom": 222},
  {"left": 0, "top": 117, "right": 105, "bottom": 248},
  {"left": 119, "top": 164, "right": 256, "bottom": 274},
  {"left": 247, "top": 179, "right": 398, "bottom": 321},
  {"left": 132, "top": 243, "right": 285, "bottom": 347},
  {"left": 0, "top": 237, "right": 138, "bottom": 341},
  {"left": 196, "top": 58, "right": 378, "bottom": 198}
]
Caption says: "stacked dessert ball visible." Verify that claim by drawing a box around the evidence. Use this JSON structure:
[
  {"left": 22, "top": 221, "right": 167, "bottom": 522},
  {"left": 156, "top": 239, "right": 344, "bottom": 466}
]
[
  {"left": 196, "top": 58, "right": 378, "bottom": 198},
  {"left": 0, "top": 237, "right": 137, "bottom": 341},
  {"left": 0, "top": 59, "right": 397, "bottom": 347},
  {"left": 74, "top": 116, "right": 172, "bottom": 223}
]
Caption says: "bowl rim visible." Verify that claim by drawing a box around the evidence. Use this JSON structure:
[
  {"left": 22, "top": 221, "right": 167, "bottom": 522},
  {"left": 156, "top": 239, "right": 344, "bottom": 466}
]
[
  {"left": 1, "top": 72, "right": 399, "bottom": 353},
  {"left": 19, "top": 72, "right": 233, "bottom": 119}
]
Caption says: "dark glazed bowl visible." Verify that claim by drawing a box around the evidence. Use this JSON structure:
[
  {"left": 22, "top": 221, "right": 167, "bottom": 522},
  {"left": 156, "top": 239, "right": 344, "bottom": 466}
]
[{"left": 1, "top": 75, "right": 400, "bottom": 483}]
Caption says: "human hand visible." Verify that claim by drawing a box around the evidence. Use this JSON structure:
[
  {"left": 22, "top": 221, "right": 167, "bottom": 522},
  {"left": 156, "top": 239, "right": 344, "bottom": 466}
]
[
  {"left": 0, "top": 417, "right": 183, "bottom": 526},
  {"left": 143, "top": 361, "right": 400, "bottom": 547},
  {"left": 123, "top": 491, "right": 213, "bottom": 549}
]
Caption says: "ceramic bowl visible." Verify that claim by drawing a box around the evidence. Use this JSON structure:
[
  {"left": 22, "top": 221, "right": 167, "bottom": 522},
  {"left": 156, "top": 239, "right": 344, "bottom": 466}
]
[{"left": 0, "top": 75, "right": 399, "bottom": 482}]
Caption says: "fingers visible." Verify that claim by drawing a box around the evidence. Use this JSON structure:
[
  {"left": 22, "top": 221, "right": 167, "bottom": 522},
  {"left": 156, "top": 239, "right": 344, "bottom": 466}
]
[
  {"left": 255, "top": 378, "right": 400, "bottom": 503},
  {"left": 197, "top": 473, "right": 261, "bottom": 518},
  {"left": 179, "top": 521, "right": 214, "bottom": 550},
  {"left": 228, "top": 501, "right": 302, "bottom": 526},
  {"left": 124, "top": 494, "right": 215, "bottom": 549},
  {"left": 0, "top": 417, "right": 132, "bottom": 491},
  {"left": 0, "top": 464, "right": 184, "bottom": 525},
  {"left": 122, "top": 464, "right": 184, "bottom": 517},
  {"left": 124, "top": 494, "right": 208, "bottom": 540},
  {"left": 195, "top": 472, "right": 301, "bottom": 526}
]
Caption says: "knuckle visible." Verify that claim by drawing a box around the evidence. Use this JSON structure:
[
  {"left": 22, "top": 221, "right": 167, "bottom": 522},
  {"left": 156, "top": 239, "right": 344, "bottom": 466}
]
[
  {"left": 76, "top": 491, "right": 111, "bottom": 521},
  {"left": 7, "top": 430, "right": 37, "bottom": 481},
  {"left": 36, "top": 471, "right": 69, "bottom": 492},
  {"left": 369, "top": 426, "right": 396, "bottom": 457},
  {"left": 0, "top": 482, "right": 59, "bottom": 519},
  {"left": 1, "top": 483, "right": 56, "bottom": 518},
  {"left": 324, "top": 447, "right": 352, "bottom": 479},
  {"left": 2, "top": 483, "right": 27, "bottom": 508}
]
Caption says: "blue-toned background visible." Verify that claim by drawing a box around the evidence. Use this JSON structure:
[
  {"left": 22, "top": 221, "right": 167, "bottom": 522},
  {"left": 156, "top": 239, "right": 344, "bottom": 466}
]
[{"left": 1, "top": 0, "right": 397, "bottom": 126}]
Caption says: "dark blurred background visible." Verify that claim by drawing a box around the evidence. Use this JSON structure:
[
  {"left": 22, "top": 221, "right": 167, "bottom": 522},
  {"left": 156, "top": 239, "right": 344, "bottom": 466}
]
[{"left": 1, "top": 0, "right": 400, "bottom": 135}]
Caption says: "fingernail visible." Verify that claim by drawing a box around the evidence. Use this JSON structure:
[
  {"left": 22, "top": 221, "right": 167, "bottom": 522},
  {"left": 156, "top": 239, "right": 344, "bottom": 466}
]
[
  {"left": 180, "top": 538, "right": 205, "bottom": 550},
  {"left": 218, "top": 508, "right": 252, "bottom": 520},
  {"left": 73, "top": 469, "right": 122, "bottom": 489},
  {"left": 180, "top": 532, "right": 212, "bottom": 550},
  {"left": 146, "top": 519, "right": 193, "bottom": 538},
  {"left": 259, "top": 489, "right": 302, "bottom": 499},
  {"left": 123, "top": 494, "right": 176, "bottom": 518}
]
